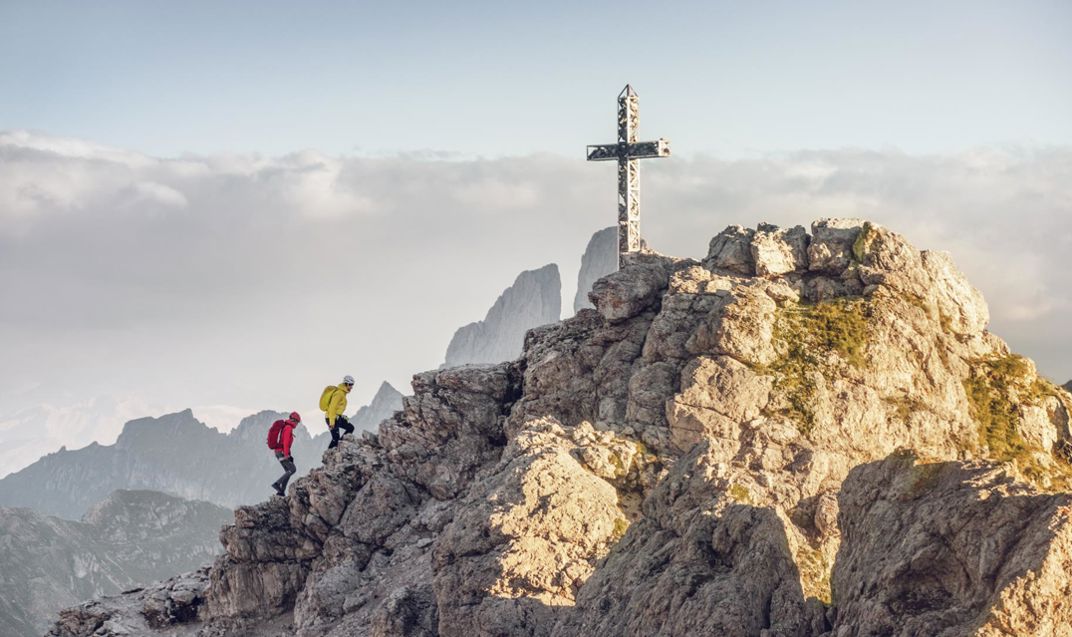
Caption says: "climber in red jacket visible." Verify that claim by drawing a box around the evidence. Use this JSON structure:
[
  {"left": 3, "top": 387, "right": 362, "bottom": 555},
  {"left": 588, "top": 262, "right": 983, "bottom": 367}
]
[{"left": 268, "top": 412, "right": 302, "bottom": 497}]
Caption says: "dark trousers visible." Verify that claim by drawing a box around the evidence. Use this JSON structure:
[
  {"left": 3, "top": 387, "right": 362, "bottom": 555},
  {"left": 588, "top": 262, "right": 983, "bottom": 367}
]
[
  {"left": 273, "top": 451, "right": 296, "bottom": 491},
  {"left": 327, "top": 416, "right": 354, "bottom": 449}
]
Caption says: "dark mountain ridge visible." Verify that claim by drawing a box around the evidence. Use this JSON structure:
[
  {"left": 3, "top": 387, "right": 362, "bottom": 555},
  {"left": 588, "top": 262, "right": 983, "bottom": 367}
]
[
  {"left": 0, "top": 489, "right": 230, "bottom": 637},
  {"left": 1, "top": 382, "right": 405, "bottom": 521},
  {"left": 0, "top": 410, "right": 310, "bottom": 519}
]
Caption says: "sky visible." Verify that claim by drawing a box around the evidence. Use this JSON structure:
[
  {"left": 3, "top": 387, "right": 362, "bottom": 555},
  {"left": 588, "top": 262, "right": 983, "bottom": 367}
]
[{"left": 1, "top": 1, "right": 1071, "bottom": 477}]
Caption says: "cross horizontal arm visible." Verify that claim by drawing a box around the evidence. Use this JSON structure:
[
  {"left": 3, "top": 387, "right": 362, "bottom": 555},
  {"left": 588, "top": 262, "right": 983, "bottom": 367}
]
[
  {"left": 587, "top": 139, "right": 671, "bottom": 161},
  {"left": 585, "top": 145, "right": 622, "bottom": 161}
]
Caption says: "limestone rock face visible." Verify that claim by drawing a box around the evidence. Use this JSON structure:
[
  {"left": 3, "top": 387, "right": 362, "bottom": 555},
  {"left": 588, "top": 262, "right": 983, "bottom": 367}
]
[
  {"left": 751, "top": 222, "right": 809, "bottom": 276},
  {"left": 702, "top": 224, "right": 755, "bottom": 275},
  {"left": 551, "top": 441, "right": 824, "bottom": 637},
  {"left": 573, "top": 227, "right": 618, "bottom": 314},
  {"left": 830, "top": 455, "right": 1072, "bottom": 637},
  {"left": 48, "top": 569, "right": 210, "bottom": 637},
  {"left": 808, "top": 217, "right": 867, "bottom": 274},
  {"left": 433, "top": 418, "right": 626, "bottom": 636},
  {"left": 50, "top": 219, "right": 1072, "bottom": 637},
  {"left": 443, "top": 264, "right": 562, "bottom": 367}
]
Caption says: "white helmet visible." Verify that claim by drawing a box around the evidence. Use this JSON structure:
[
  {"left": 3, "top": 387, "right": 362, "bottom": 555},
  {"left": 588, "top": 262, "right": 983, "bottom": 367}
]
[{"left": 343, "top": 375, "right": 355, "bottom": 385}]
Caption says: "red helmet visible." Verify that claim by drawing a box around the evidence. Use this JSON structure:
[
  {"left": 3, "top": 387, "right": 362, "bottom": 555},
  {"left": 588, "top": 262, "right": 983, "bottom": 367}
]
[{"left": 289, "top": 411, "right": 302, "bottom": 423}]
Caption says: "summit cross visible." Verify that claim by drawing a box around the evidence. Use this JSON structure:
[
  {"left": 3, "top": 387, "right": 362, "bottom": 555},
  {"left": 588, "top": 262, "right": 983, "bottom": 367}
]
[{"left": 587, "top": 85, "right": 671, "bottom": 268}]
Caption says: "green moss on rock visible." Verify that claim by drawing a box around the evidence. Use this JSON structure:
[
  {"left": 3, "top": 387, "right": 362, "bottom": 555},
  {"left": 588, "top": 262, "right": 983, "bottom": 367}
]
[
  {"left": 964, "top": 355, "right": 1034, "bottom": 461},
  {"left": 727, "top": 483, "right": 752, "bottom": 504},
  {"left": 963, "top": 354, "right": 1072, "bottom": 489},
  {"left": 766, "top": 297, "right": 872, "bottom": 434},
  {"left": 796, "top": 543, "right": 833, "bottom": 605},
  {"left": 851, "top": 221, "right": 876, "bottom": 263},
  {"left": 883, "top": 395, "right": 928, "bottom": 424}
]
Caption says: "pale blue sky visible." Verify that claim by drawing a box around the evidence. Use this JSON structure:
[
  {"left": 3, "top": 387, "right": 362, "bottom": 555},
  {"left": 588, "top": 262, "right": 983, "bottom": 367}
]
[{"left": 2, "top": 0, "right": 1070, "bottom": 157}]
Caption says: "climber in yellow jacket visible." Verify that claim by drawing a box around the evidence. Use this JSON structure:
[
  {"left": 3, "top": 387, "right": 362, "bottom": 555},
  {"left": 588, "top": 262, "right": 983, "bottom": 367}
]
[{"left": 321, "top": 375, "right": 356, "bottom": 449}]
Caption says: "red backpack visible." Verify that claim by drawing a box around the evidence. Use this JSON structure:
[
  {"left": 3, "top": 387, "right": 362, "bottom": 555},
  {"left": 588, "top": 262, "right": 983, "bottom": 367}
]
[{"left": 266, "top": 419, "right": 286, "bottom": 450}]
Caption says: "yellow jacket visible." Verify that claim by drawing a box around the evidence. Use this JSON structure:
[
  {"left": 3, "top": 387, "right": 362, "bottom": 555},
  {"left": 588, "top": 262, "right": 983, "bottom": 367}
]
[{"left": 325, "top": 384, "right": 350, "bottom": 427}]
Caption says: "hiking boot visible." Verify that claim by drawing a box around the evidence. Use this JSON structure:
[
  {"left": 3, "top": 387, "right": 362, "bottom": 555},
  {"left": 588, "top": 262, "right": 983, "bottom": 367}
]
[{"left": 272, "top": 483, "right": 285, "bottom": 497}]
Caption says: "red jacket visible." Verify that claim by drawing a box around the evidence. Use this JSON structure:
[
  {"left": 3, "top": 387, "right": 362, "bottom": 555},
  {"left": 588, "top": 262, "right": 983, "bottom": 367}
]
[{"left": 280, "top": 421, "right": 296, "bottom": 457}]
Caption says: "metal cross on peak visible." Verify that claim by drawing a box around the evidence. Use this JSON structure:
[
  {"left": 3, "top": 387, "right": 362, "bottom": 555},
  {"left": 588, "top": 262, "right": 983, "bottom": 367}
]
[{"left": 587, "top": 84, "right": 671, "bottom": 268}]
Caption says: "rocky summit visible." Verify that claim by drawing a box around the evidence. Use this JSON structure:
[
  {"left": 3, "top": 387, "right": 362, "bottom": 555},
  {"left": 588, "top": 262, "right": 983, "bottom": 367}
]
[{"left": 50, "top": 219, "right": 1072, "bottom": 637}]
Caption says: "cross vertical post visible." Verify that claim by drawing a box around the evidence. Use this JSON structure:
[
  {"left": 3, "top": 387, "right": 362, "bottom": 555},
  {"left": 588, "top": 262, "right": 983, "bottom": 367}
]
[
  {"left": 618, "top": 86, "right": 640, "bottom": 256},
  {"left": 587, "top": 85, "right": 670, "bottom": 268}
]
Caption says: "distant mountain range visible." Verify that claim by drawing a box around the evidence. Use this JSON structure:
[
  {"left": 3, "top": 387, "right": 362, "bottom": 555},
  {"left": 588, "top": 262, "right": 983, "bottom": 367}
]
[
  {"left": 351, "top": 381, "right": 404, "bottom": 431},
  {"left": 0, "top": 410, "right": 302, "bottom": 519},
  {"left": 443, "top": 263, "right": 562, "bottom": 367},
  {"left": 0, "top": 382, "right": 403, "bottom": 520},
  {"left": 0, "top": 489, "right": 230, "bottom": 637},
  {"left": 442, "top": 230, "right": 621, "bottom": 366},
  {"left": 573, "top": 227, "right": 617, "bottom": 314}
]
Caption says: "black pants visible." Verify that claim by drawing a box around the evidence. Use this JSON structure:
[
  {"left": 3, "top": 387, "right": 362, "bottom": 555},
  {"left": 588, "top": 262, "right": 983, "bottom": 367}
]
[
  {"left": 273, "top": 452, "right": 296, "bottom": 491},
  {"left": 327, "top": 416, "right": 354, "bottom": 449}
]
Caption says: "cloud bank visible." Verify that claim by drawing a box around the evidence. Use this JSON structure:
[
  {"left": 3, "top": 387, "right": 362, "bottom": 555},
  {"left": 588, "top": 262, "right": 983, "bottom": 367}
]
[{"left": 1, "top": 131, "right": 1069, "bottom": 476}]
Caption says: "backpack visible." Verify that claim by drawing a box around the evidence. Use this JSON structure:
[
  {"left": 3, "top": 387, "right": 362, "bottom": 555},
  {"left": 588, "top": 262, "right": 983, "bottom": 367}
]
[
  {"left": 266, "top": 419, "right": 286, "bottom": 450},
  {"left": 319, "top": 385, "right": 337, "bottom": 412}
]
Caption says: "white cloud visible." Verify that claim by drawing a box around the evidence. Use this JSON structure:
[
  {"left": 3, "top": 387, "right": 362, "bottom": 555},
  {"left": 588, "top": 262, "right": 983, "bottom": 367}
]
[
  {"left": 277, "top": 151, "right": 376, "bottom": 219},
  {"left": 192, "top": 404, "right": 265, "bottom": 431},
  {"left": 128, "top": 181, "right": 189, "bottom": 209},
  {"left": 0, "top": 130, "right": 152, "bottom": 167}
]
